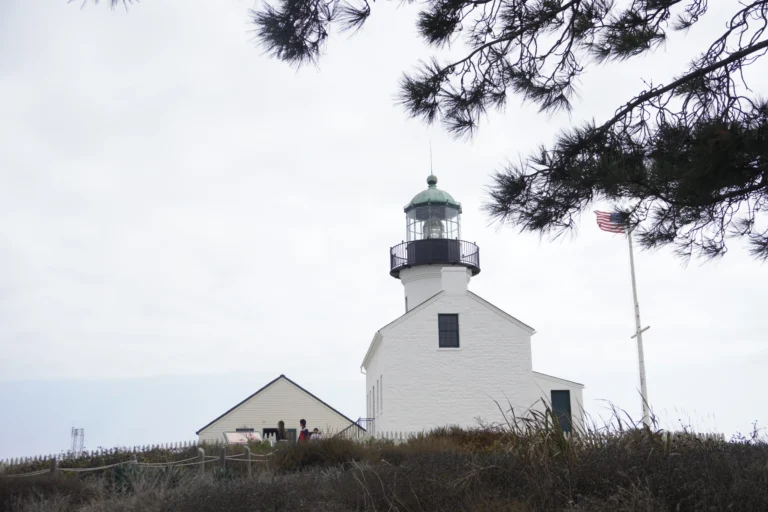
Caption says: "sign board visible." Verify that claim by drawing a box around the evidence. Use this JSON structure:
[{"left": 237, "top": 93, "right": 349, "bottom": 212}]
[{"left": 223, "top": 431, "right": 262, "bottom": 444}]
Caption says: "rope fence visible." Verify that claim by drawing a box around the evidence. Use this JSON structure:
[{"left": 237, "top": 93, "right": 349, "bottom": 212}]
[
  {"left": 172, "top": 460, "right": 208, "bottom": 468},
  {"left": 137, "top": 455, "right": 201, "bottom": 466},
  {"left": 59, "top": 461, "right": 131, "bottom": 473},
  {"left": 1, "top": 447, "right": 276, "bottom": 478},
  {"left": 0, "top": 440, "right": 205, "bottom": 468},
  {"left": 2, "top": 469, "right": 50, "bottom": 478}
]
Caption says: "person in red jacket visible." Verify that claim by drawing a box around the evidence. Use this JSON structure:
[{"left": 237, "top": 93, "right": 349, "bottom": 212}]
[{"left": 298, "top": 419, "right": 309, "bottom": 442}]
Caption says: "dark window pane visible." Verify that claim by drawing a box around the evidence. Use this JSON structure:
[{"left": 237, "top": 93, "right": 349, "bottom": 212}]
[{"left": 438, "top": 314, "right": 459, "bottom": 348}]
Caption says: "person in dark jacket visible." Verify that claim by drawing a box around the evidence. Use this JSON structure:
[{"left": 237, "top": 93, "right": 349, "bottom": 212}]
[{"left": 298, "top": 419, "right": 309, "bottom": 442}]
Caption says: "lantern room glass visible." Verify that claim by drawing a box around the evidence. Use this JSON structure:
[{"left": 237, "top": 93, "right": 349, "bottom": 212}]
[{"left": 405, "top": 205, "right": 461, "bottom": 241}]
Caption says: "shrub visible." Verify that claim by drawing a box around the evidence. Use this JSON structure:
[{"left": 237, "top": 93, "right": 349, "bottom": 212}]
[
  {"left": 0, "top": 475, "right": 95, "bottom": 511},
  {"left": 2, "top": 420, "right": 767, "bottom": 511}
]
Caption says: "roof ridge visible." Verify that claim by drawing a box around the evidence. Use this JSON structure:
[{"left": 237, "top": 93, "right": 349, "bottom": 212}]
[{"left": 196, "top": 375, "right": 363, "bottom": 434}]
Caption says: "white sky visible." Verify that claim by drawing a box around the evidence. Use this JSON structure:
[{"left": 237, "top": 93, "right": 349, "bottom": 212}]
[{"left": 1, "top": 1, "right": 766, "bottom": 459}]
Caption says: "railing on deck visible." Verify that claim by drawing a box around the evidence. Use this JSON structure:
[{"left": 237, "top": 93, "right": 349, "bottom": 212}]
[{"left": 390, "top": 239, "right": 480, "bottom": 277}]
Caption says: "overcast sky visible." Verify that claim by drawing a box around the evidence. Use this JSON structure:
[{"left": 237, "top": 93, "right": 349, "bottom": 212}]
[{"left": 1, "top": 1, "right": 766, "bottom": 459}]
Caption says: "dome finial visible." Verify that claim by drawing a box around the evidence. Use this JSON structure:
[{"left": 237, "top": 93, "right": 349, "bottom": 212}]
[{"left": 427, "top": 141, "right": 437, "bottom": 187}]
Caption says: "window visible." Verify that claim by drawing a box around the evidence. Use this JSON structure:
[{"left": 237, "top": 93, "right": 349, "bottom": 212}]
[
  {"left": 405, "top": 297, "right": 408, "bottom": 312},
  {"left": 438, "top": 314, "right": 460, "bottom": 348},
  {"left": 235, "top": 427, "right": 254, "bottom": 432}
]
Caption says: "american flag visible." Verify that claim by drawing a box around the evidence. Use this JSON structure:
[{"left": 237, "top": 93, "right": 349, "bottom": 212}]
[{"left": 594, "top": 211, "right": 627, "bottom": 233}]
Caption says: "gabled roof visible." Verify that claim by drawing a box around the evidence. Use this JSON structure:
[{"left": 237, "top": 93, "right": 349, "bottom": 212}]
[
  {"left": 533, "top": 371, "right": 585, "bottom": 388},
  {"left": 196, "top": 374, "right": 364, "bottom": 435},
  {"left": 361, "top": 291, "right": 444, "bottom": 370},
  {"left": 466, "top": 292, "right": 536, "bottom": 334},
  {"left": 361, "top": 290, "right": 536, "bottom": 370}
]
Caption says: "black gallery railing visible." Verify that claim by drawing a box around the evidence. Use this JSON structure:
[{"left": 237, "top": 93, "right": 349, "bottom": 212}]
[{"left": 390, "top": 239, "right": 480, "bottom": 277}]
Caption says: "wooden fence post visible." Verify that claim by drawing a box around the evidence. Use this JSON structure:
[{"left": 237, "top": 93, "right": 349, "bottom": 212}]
[
  {"left": 130, "top": 454, "right": 138, "bottom": 466},
  {"left": 244, "top": 446, "right": 251, "bottom": 478},
  {"left": 198, "top": 447, "right": 205, "bottom": 476},
  {"left": 49, "top": 457, "right": 57, "bottom": 477},
  {"left": 219, "top": 447, "right": 226, "bottom": 469}
]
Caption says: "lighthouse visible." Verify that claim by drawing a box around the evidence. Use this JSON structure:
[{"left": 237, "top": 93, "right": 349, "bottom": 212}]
[
  {"left": 390, "top": 174, "right": 481, "bottom": 312},
  {"left": 361, "top": 174, "right": 585, "bottom": 436}
]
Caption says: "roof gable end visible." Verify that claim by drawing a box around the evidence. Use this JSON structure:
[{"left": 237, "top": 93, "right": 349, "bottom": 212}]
[
  {"left": 196, "top": 375, "right": 363, "bottom": 434},
  {"left": 466, "top": 291, "right": 536, "bottom": 334},
  {"left": 361, "top": 291, "right": 444, "bottom": 370},
  {"left": 533, "top": 371, "right": 585, "bottom": 388}
]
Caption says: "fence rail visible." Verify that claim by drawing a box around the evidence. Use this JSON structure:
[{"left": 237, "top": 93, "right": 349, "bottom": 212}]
[
  {"left": 0, "top": 439, "right": 202, "bottom": 469},
  {"left": 1, "top": 446, "right": 275, "bottom": 478},
  {"left": 0, "top": 432, "right": 294, "bottom": 473}
]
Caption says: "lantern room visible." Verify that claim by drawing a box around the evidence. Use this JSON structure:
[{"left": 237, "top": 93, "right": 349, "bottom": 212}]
[
  {"left": 390, "top": 174, "right": 480, "bottom": 278},
  {"left": 404, "top": 174, "right": 462, "bottom": 241}
]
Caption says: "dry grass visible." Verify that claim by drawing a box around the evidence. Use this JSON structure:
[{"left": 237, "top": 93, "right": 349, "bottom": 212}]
[{"left": 2, "top": 410, "right": 766, "bottom": 511}]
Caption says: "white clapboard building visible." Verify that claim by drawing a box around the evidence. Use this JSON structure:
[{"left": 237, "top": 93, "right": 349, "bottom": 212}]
[
  {"left": 362, "top": 174, "right": 585, "bottom": 435},
  {"left": 196, "top": 375, "right": 363, "bottom": 443}
]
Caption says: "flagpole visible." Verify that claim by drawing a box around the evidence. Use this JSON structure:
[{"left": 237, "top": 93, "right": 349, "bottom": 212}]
[{"left": 626, "top": 226, "right": 651, "bottom": 427}]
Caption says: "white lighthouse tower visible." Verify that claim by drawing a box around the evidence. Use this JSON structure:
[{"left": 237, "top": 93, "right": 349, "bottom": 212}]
[
  {"left": 361, "top": 174, "right": 585, "bottom": 436},
  {"left": 391, "top": 174, "right": 481, "bottom": 312}
]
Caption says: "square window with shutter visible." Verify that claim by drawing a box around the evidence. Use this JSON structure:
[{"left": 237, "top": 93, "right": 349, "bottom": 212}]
[{"left": 438, "top": 314, "right": 460, "bottom": 348}]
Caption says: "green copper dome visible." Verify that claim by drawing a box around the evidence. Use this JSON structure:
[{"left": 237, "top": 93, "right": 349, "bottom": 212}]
[{"left": 404, "top": 174, "right": 462, "bottom": 213}]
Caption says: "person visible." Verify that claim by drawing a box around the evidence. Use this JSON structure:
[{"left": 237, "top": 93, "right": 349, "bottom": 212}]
[
  {"left": 277, "top": 420, "right": 286, "bottom": 442},
  {"left": 310, "top": 428, "right": 322, "bottom": 441},
  {"left": 298, "top": 419, "right": 310, "bottom": 442}
]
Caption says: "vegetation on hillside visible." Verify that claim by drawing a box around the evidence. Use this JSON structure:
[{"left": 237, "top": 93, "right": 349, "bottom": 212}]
[
  {"left": 0, "top": 441, "right": 273, "bottom": 477},
  {"left": 2, "top": 413, "right": 766, "bottom": 511}
]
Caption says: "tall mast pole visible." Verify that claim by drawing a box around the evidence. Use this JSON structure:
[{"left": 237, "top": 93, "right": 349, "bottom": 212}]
[
  {"left": 429, "top": 141, "right": 433, "bottom": 174},
  {"left": 627, "top": 227, "right": 651, "bottom": 427}
]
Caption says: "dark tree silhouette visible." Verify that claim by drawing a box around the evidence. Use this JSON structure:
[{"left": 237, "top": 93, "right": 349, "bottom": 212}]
[{"left": 83, "top": 0, "right": 768, "bottom": 260}]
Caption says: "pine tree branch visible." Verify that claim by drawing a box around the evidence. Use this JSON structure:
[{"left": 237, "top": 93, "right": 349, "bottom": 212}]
[
  {"left": 439, "top": 0, "right": 580, "bottom": 73},
  {"left": 600, "top": 38, "right": 768, "bottom": 134}
]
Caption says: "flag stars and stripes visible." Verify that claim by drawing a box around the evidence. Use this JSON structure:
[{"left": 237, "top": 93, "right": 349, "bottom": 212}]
[{"left": 594, "top": 211, "right": 627, "bottom": 233}]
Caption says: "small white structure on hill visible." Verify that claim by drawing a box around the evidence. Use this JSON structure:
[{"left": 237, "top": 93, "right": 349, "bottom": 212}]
[
  {"left": 362, "top": 174, "right": 584, "bottom": 435},
  {"left": 196, "top": 375, "right": 363, "bottom": 443}
]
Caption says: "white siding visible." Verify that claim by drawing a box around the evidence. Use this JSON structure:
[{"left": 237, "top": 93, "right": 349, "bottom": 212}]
[
  {"left": 380, "top": 374, "right": 383, "bottom": 413},
  {"left": 198, "top": 377, "right": 357, "bottom": 443},
  {"left": 368, "top": 291, "right": 534, "bottom": 433},
  {"left": 400, "top": 265, "right": 471, "bottom": 310},
  {"left": 365, "top": 339, "right": 384, "bottom": 435},
  {"left": 531, "top": 372, "right": 585, "bottom": 432}
]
